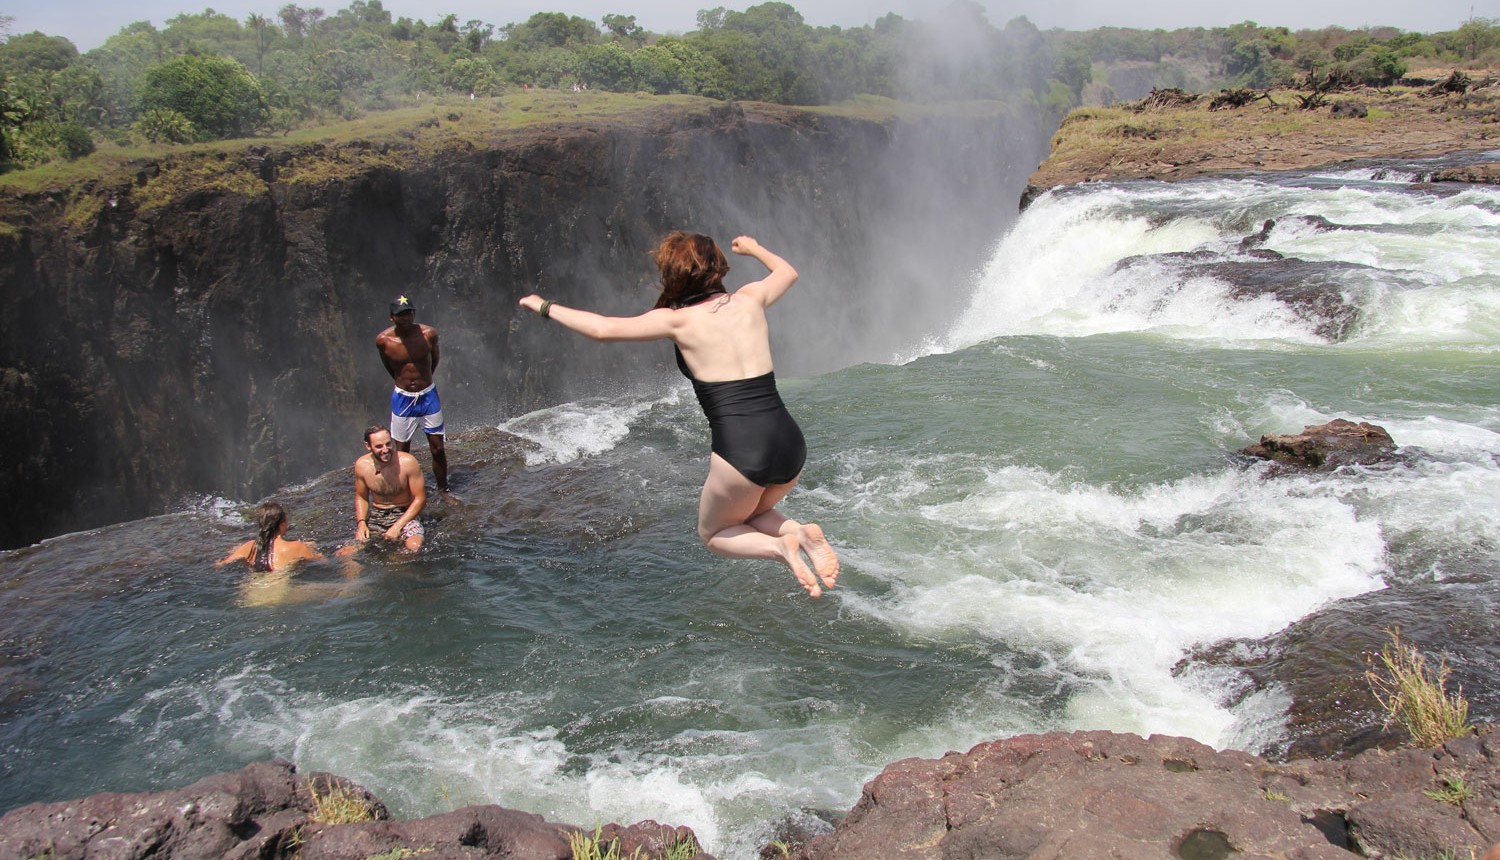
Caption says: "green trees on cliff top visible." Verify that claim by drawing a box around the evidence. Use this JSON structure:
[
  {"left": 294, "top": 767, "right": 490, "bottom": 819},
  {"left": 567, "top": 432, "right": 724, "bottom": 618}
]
[
  {"left": 139, "top": 54, "right": 270, "bottom": 140},
  {"left": 0, "top": 1, "right": 1496, "bottom": 169}
]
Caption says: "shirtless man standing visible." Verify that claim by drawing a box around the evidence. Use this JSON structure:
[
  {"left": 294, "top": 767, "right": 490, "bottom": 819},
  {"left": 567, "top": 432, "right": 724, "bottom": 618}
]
[
  {"left": 351, "top": 425, "right": 427, "bottom": 552},
  {"left": 378, "top": 295, "right": 448, "bottom": 492}
]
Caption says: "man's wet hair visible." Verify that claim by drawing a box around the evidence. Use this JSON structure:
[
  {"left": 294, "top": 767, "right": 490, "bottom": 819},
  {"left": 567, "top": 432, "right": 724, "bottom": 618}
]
[{"left": 364, "top": 425, "right": 387, "bottom": 444}]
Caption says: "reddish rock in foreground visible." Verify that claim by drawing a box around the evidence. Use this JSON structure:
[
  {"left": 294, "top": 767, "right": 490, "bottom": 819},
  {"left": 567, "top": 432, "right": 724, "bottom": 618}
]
[
  {"left": 0, "top": 760, "right": 707, "bottom": 860},
  {"left": 4, "top": 729, "right": 1498, "bottom": 860},
  {"left": 797, "top": 728, "right": 1500, "bottom": 860}
]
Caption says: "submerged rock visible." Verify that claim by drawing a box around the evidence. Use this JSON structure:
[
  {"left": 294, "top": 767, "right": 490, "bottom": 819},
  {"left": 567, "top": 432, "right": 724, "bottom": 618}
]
[
  {"left": 1109, "top": 250, "right": 1374, "bottom": 341},
  {"left": 1241, "top": 419, "right": 1397, "bottom": 469},
  {"left": 1428, "top": 162, "right": 1500, "bottom": 184},
  {"left": 1178, "top": 571, "right": 1500, "bottom": 764}
]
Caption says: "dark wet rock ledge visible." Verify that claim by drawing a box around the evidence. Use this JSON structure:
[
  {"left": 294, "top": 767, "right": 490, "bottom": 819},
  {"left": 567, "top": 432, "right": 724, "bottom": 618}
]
[{"left": 4, "top": 727, "right": 1499, "bottom": 860}]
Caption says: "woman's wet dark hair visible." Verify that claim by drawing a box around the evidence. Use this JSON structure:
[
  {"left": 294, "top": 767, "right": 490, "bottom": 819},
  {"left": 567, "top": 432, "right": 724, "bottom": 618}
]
[
  {"left": 653, "top": 231, "right": 729, "bottom": 309},
  {"left": 252, "top": 501, "right": 287, "bottom": 572}
]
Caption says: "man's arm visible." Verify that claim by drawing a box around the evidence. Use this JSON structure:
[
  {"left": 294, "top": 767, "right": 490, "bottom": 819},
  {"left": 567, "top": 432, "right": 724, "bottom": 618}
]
[
  {"left": 426, "top": 326, "right": 440, "bottom": 373},
  {"left": 385, "top": 454, "right": 426, "bottom": 539},
  {"left": 375, "top": 332, "right": 402, "bottom": 380},
  {"left": 354, "top": 464, "right": 371, "bottom": 541}
]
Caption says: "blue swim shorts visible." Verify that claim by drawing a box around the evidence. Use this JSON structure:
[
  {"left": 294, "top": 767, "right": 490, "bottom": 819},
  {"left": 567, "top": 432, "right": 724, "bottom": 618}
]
[{"left": 390, "top": 383, "right": 445, "bottom": 442}]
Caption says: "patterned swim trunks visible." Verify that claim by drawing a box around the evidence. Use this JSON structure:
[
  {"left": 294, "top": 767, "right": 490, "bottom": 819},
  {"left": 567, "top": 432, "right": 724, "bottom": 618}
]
[{"left": 367, "top": 503, "right": 424, "bottom": 540}]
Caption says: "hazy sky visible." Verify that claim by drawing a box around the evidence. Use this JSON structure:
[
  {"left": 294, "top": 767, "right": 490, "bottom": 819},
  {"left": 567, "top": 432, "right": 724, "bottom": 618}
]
[{"left": 4, "top": 0, "right": 1490, "bottom": 53}]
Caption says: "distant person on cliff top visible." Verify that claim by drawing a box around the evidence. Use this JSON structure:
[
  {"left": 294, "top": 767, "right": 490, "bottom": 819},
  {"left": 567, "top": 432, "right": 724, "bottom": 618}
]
[
  {"left": 519, "top": 233, "right": 839, "bottom": 597},
  {"left": 342, "top": 425, "right": 427, "bottom": 553},
  {"left": 377, "top": 295, "right": 449, "bottom": 493},
  {"left": 218, "top": 501, "right": 322, "bottom": 571}
]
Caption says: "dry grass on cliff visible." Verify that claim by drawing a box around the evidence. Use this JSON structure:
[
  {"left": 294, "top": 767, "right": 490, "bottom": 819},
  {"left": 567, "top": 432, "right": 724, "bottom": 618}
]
[
  {"left": 0, "top": 89, "right": 1013, "bottom": 234},
  {"left": 1032, "top": 81, "right": 1500, "bottom": 188},
  {"left": 0, "top": 91, "right": 717, "bottom": 229},
  {"left": 0, "top": 89, "right": 1014, "bottom": 196}
]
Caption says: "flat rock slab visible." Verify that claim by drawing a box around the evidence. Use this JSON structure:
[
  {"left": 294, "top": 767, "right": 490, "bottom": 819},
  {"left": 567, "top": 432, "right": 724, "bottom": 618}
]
[
  {"left": 0, "top": 760, "right": 707, "bottom": 860},
  {"left": 798, "top": 727, "right": 1500, "bottom": 860}
]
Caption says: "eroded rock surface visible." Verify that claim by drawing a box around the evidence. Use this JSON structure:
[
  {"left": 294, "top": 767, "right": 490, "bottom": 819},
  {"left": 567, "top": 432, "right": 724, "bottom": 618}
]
[
  {"left": 1241, "top": 419, "right": 1397, "bottom": 469},
  {"left": 0, "top": 760, "right": 707, "bottom": 860},
  {"left": 796, "top": 728, "right": 1500, "bottom": 860}
]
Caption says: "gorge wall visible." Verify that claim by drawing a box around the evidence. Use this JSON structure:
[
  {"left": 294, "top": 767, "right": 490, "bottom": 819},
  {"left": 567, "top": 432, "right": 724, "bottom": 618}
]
[{"left": 0, "top": 98, "right": 1051, "bottom": 548}]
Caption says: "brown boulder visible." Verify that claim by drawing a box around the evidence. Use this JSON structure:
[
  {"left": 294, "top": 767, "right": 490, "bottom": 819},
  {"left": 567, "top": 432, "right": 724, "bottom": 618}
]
[
  {"left": 0, "top": 760, "right": 708, "bottom": 860},
  {"left": 798, "top": 728, "right": 1500, "bottom": 860},
  {"left": 1241, "top": 419, "right": 1396, "bottom": 469},
  {"left": 1429, "top": 162, "right": 1500, "bottom": 184},
  {"left": 0, "top": 759, "right": 321, "bottom": 860}
]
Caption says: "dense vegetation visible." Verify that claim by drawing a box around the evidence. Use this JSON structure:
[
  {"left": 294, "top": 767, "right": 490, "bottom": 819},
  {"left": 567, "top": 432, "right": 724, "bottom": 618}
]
[{"left": 0, "top": 0, "right": 1496, "bottom": 168}]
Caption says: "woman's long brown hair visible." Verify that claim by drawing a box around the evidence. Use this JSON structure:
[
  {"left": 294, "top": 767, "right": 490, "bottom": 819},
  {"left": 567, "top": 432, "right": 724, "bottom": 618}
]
[
  {"left": 252, "top": 502, "right": 286, "bottom": 572},
  {"left": 652, "top": 231, "right": 729, "bottom": 309}
]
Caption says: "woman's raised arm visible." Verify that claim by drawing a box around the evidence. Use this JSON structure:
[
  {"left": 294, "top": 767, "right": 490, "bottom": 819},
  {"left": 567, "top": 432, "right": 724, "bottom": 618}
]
[{"left": 729, "top": 236, "right": 798, "bottom": 307}]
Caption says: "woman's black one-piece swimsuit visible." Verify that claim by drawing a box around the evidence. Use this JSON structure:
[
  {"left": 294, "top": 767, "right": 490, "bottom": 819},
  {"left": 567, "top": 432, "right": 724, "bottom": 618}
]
[{"left": 671, "top": 290, "right": 806, "bottom": 486}]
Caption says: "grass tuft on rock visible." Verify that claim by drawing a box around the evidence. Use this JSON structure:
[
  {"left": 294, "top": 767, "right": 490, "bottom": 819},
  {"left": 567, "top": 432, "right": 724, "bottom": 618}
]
[
  {"left": 1423, "top": 774, "right": 1474, "bottom": 806},
  {"left": 567, "top": 826, "right": 700, "bottom": 860},
  {"left": 306, "top": 778, "right": 378, "bottom": 825},
  {"left": 1365, "top": 627, "right": 1473, "bottom": 749}
]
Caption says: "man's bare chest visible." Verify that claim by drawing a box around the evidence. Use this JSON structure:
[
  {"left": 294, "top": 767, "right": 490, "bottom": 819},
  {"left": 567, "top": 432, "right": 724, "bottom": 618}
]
[
  {"left": 386, "top": 334, "right": 431, "bottom": 364},
  {"left": 368, "top": 466, "right": 406, "bottom": 498}
]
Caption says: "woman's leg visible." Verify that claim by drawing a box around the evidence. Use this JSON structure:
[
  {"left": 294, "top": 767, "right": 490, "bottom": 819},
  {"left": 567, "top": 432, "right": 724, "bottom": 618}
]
[
  {"left": 745, "top": 503, "right": 839, "bottom": 591},
  {"left": 697, "top": 455, "right": 824, "bottom": 596},
  {"left": 697, "top": 455, "right": 838, "bottom": 596}
]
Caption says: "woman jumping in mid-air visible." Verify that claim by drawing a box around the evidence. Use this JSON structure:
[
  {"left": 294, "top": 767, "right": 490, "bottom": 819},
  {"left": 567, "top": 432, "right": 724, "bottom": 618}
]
[{"left": 519, "top": 232, "right": 838, "bottom": 597}]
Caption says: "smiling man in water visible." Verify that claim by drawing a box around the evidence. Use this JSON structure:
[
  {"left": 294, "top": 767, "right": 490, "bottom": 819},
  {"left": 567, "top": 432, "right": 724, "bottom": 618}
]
[
  {"left": 349, "top": 425, "right": 426, "bottom": 552},
  {"left": 377, "top": 295, "right": 449, "bottom": 492}
]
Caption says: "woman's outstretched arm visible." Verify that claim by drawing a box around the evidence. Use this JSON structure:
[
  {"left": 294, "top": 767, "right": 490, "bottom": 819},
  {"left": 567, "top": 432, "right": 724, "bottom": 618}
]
[
  {"left": 519, "top": 294, "right": 677, "bottom": 342},
  {"left": 218, "top": 540, "right": 253, "bottom": 566},
  {"left": 730, "top": 236, "right": 798, "bottom": 307}
]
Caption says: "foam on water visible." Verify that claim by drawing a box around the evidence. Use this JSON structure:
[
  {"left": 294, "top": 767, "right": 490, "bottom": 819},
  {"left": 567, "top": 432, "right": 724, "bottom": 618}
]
[
  {"left": 830, "top": 454, "right": 1387, "bottom": 748},
  {"left": 942, "top": 172, "right": 1500, "bottom": 352},
  {"left": 122, "top": 666, "right": 872, "bottom": 857},
  {"left": 500, "top": 388, "right": 685, "bottom": 465},
  {"left": 1309, "top": 167, "right": 1422, "bottom": 184},
  {"left": 942, "top": 187, "right": 1222, "bottom": 347}
]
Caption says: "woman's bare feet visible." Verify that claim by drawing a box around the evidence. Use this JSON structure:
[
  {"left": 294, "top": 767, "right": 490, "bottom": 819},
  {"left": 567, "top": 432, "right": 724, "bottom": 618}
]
[
  {"left": 780, "top": 533, "right": 822, "bottom": 597},
  {"left": 802, "top": 523, "right": 839, "bottom": 590}
]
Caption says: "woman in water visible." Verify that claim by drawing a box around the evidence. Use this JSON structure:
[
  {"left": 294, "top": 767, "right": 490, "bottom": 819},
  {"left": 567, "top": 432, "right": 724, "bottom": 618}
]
[
  {"left": 519, "top": 232, "right": 839, "bottom": 597},
  {"left": 219, "top": 501, "right": 322, "bottom": 571}
]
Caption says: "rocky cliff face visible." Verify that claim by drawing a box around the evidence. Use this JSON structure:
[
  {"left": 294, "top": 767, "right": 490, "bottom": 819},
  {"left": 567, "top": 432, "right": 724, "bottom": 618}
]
[{"left": 0, "top": 99, "right": 1049, "bottom": 548}]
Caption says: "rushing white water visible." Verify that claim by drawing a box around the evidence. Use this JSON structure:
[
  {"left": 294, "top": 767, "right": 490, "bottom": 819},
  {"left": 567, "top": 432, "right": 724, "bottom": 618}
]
[{"left": 945, "top": 168, "right": 1500, "bottom": 349}]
